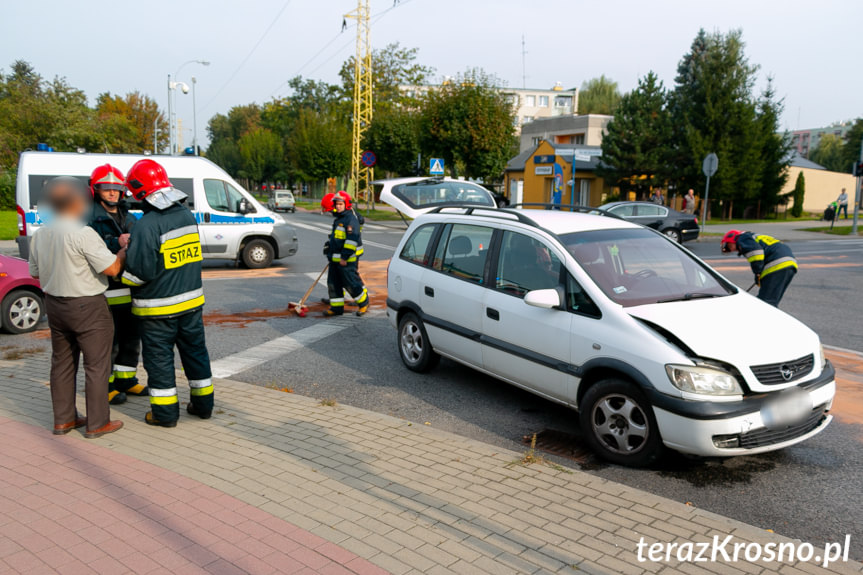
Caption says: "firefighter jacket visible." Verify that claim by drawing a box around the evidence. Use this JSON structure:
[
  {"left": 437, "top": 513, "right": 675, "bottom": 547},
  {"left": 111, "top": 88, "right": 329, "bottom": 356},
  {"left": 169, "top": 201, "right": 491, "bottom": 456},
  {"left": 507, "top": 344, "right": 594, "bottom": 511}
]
[
  {"left": 121, "top": 202, "right": 205, "bottom": 319},
  {"left": 88, "top": 201, "right": 136, "bottom": 306},
  {"left": 326, "top": 210, "right": 363, "bottom": 263},
  {"left": 736, "top": 232, "right": 797, "bottom": 279}
]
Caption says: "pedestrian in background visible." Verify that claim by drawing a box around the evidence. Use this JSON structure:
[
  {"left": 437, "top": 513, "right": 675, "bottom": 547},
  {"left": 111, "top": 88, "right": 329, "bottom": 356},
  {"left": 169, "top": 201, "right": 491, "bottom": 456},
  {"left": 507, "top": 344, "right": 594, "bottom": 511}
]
[
  {"left": 88, "top": 164, "right": 148, "bottom": 405},
  {"left": 683, "top": 189, "right": 696, "bottom": 214},
  {"left": 28, "top": 177, "right": 125, "bottom": 438},
  {"left": 650, "top": 189, "right": 664, "bottom": 205},
  {"left": 837, "top": 188, "right": 849, "bottom": 219}
]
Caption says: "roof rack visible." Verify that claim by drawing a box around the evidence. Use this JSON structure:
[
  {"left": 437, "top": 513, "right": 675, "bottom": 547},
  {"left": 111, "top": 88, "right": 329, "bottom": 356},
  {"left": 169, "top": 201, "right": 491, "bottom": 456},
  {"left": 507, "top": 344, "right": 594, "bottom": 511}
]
[
  {"left": 426, "top": 205, "right": 542, "bottom": 228},
  {"left": 505, "top": 203, "right": 622, "bottom": 220}
]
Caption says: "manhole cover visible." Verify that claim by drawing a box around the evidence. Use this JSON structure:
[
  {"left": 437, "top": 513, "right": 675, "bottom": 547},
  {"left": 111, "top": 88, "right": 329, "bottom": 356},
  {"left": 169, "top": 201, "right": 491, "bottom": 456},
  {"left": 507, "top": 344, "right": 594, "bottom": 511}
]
[{"left": 522, "top": 429, "right": 594, "bottom": 463}]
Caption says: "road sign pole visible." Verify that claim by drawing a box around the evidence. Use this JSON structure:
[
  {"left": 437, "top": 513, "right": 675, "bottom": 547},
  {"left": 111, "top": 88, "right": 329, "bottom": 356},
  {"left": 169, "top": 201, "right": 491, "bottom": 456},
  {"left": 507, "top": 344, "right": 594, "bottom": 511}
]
[
  {"left": 852, "top": 137, "right": 862, "bottom": 235},
  {"left": 701, "top": 175, "right": 711, "bottom": 233},
  {"left": 700, "top": 152, "right": 718, "bottom": 233}
]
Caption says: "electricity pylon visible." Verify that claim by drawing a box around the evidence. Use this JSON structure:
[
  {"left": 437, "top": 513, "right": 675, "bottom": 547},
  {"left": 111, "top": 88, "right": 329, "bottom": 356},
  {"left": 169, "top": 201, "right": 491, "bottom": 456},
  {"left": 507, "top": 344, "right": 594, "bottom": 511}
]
[{"left": 344, "top": 0, "right": 373, "bottom": 208}]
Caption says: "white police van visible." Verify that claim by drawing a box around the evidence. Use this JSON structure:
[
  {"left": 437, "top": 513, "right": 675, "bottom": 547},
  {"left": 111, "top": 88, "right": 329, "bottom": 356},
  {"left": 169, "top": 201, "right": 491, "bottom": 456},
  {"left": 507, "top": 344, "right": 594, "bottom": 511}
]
[{"left": 15, "top": 151, "right": 298, "bottom": 268}]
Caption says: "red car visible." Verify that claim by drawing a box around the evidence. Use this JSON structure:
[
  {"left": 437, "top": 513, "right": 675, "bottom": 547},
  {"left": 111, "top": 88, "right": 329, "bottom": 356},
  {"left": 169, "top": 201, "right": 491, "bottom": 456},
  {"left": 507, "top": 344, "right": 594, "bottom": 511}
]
[{"left": 0, "top": 255, "right": 43, "bottom": 334}]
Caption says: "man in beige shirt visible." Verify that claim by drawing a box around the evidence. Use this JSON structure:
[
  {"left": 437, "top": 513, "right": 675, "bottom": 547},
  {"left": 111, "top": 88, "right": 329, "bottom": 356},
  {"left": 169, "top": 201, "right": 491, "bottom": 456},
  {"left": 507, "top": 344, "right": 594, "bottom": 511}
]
[{"left": 29, "top": 177, "right": 125, "bottom": 438}]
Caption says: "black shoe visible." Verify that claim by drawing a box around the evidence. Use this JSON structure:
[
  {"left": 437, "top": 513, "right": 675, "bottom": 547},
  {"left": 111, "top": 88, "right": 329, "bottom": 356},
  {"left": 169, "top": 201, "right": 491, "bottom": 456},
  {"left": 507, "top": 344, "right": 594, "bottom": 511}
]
[
  {"left": 109, "top": 391, "right": 127, "bottom": 405},
  {"left": 144, "top": 412, "right": 177, "bottom": 428},
  {"left": 187, "top": 403, "right": 212, "bottom": 420}
]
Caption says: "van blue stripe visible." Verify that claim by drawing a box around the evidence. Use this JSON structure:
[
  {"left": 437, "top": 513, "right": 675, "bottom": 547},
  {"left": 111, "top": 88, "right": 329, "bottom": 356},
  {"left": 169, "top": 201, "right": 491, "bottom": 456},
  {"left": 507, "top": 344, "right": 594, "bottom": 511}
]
[{"left": 24, "top": 210, "right": 272, "bottom": 226}]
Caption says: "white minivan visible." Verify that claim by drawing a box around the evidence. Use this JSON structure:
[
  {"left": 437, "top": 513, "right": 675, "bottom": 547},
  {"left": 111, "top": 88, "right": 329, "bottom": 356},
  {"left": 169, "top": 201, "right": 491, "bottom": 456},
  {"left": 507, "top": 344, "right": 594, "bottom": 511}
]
[
  {"left": 386, "top": 207, "right": 835, "bottom": 466},
  {"left": 15, "top": 151, "right": 298, "bottom": 268}
]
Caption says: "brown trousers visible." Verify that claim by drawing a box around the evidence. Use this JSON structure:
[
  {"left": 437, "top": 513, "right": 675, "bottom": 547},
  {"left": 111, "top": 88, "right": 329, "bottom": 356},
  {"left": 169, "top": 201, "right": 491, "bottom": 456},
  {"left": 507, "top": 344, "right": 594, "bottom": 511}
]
[{"left": 45, "top": 294, "right": 114, "bottom": 431}]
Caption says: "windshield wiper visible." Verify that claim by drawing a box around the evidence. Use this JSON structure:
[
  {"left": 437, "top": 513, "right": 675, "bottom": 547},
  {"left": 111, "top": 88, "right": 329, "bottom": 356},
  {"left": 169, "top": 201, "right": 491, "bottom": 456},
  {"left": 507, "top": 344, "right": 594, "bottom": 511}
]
[{"left": 656, "top": 293, "right": 722, "bottom": 304}]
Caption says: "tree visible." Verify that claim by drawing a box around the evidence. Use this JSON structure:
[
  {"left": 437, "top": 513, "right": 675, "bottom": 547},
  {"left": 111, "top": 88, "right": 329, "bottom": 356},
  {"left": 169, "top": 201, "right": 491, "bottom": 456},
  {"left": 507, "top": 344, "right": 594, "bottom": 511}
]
[
  {"left": 419, "top": 69, "right": 517, "bottom": 180},
  {"left": 206, "top": 104, "right": 262, "bottom": 176},
  {"left": 577, "top": 75, "right": 621, "bottom": 115},
  {"left": 809, "top": 134, "right": 846, "bottom": 172},
  {"left": 285, "top": 109, "right": 351, "bottom": 182},
  {"left": 95, "top": 91, "right": 168, "bottom": 153},
  {"left": 840, "top": 118, "right": 863, "bottom": 173},
  {"left": 339, "top": 42, "right": 433, "bottom": 112},
  {"left": 597, "top": 72, "right": 671, "bottom": 198},
  {"left": 668, "top": 29, "right": 772, "bottom": 219},
  {"left": 364, "top": 107, "right": 421, "bottom": 176},
  {"left": 238, "top": 127, "right": 283, "bottom": 185},
  {"left": 752, "top": 79, "right": 791, "bottom": 216},
  {"left": 791, "top": 171, "right": 805, "bottom": 217}
]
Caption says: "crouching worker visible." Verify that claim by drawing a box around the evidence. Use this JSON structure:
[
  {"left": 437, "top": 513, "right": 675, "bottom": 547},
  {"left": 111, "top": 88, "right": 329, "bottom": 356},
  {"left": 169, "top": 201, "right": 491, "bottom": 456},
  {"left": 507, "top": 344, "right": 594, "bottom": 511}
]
[
  {"left": 88, "top": 164, "right": 147, "bottom": 405},
  {"left": 721, "top": 230, "right": 797, "bottom": 307},
  {"left": 121, "top": 159, "right": 213, "bottom": 428},
  {"left": 28, "top": 177, "right": 125, "bottom": 438}
]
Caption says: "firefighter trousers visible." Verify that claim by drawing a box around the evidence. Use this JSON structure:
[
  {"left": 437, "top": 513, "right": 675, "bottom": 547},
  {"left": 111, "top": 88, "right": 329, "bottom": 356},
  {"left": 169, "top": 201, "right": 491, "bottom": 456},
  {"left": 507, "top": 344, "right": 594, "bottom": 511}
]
[
  {"left": 327, "top": 260, "right": 368, "bottom": 313},
  {"left": 757, "top": 267, "right": 796, "bottom": 307},
  {"left": 139, "top": 308, "right": 213, "bottom": 422},
  {"left": 109, "top": 304, "right": 143, "bottom": 393}
]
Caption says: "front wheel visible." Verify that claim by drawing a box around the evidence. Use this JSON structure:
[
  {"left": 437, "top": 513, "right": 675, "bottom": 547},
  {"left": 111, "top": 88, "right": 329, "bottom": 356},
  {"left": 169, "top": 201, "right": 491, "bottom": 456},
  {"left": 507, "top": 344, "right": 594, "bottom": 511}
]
[
  {"left": 579, "top": 379, "right": 662, "bottom": 467},
  {"left": 398, "top": 312, "right": 439, "bottom": 372},
  {"left": 2, "top": 290, "right": 43, "bottom": 334},
  {"left": 662, "top": 228, "right": 682, "bottom": 243},
  {"left": 241, "top": 239, "right": 274, "bottom": 269}
]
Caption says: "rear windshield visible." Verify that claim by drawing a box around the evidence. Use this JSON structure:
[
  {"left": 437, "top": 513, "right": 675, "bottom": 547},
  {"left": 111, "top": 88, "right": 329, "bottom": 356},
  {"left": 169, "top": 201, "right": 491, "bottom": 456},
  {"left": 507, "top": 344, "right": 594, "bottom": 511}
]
[
  {"left": 392, "top": 180, "right": 495, "bottom": 210},
  {"left": 276, "top": 192, "right": 293, "bottom": 198},
  {"left": 25, "top": 175, "right": 194, "bottom": 210},
  {"left": 560, "top": 228, "right": 734, "bottom": 307}
]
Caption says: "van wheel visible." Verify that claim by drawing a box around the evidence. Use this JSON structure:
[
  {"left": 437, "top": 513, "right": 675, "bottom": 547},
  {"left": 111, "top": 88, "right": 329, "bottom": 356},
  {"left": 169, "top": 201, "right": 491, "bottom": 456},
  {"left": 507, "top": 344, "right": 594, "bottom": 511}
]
[
  {"left": 398, "top": 312, "right": 439, "bottom": 372},
  {"left": 242, "top": 239, "right": 274, "bottom": 269},
  {"left": 579, "top": 379, "right": 662, "bottom": 467},
  {"left": 2, "top": 290, "right": 43, "bottom": 334}
]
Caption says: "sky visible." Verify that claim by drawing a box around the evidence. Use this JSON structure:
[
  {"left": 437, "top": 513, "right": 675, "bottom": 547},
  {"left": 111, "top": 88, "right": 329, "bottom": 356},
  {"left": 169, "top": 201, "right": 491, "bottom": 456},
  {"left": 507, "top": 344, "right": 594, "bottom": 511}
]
[{"left": 2, "top": 0, "right": 861, "bottom": 147}]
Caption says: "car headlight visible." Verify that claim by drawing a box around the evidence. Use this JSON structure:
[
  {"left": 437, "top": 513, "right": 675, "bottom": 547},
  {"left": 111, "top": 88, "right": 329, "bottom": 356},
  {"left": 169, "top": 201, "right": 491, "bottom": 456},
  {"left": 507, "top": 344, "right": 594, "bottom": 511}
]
[
  {"left": 818, "top": 344, "right": 826, "bottom": 368},
  {"left": 665, "top": 364, "right": 743, "bottom": 396}
]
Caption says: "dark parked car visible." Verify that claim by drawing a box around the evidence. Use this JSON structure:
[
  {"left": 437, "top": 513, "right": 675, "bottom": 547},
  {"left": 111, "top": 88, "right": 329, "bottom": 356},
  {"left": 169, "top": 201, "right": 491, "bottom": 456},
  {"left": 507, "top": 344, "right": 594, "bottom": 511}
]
[{"left": 599, "top": 201, "right": 699, "bottom": 243}]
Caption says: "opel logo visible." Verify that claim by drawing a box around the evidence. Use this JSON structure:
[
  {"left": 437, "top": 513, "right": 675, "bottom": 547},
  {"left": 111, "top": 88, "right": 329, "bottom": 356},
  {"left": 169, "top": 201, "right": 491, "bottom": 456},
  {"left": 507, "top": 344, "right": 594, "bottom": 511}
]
[{"left": 779, "top": 364, "right": 794, "bottom": 381}]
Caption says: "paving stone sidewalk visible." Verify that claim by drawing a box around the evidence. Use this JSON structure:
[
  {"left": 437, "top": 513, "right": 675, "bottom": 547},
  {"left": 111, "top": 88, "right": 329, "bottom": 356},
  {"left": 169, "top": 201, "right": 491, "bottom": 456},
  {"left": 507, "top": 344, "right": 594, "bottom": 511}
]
[{"left": 0, "top": 353, "right": 859, "bottom": 575}]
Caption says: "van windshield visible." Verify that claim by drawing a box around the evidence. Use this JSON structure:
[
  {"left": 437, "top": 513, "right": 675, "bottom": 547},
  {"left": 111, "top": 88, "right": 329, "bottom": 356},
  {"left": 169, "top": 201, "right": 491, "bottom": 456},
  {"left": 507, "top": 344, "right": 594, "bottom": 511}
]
[{"left": 560, "top": 228, "right": 735, "bottom": 307}]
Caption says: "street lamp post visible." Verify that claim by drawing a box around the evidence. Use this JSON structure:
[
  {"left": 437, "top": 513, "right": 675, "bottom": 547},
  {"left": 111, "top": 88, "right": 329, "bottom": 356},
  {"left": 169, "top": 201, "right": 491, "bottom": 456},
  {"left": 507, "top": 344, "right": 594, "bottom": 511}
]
[
  {"left": 191, "top": 77, "right": 198, "bottom": 156},
  {"left": 168, "top": 60, "right": 209, "bottom": 155}
]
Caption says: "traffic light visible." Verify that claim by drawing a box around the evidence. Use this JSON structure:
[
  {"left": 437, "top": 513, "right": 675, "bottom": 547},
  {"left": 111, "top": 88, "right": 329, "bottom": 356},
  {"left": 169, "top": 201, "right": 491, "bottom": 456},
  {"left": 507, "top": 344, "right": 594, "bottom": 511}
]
[{"left": 856, "top": 162, "right": 863, "bottom": 177}]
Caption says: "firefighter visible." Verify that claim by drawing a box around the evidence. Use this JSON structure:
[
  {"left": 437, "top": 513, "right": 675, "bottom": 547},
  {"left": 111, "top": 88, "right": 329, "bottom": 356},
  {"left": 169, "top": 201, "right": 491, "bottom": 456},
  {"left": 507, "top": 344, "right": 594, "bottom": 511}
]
[
  {"left": 721, "top": 230, "right": 798, "bottom": 307},
  {"left": 323, "top": 191, "right": 369, "bottom": 316},
  {"left": 87, "top": 164, "right": 147, "bottom": 405},
  {"left": 121, "top": 159, "right": 213, "bottom": 427}
]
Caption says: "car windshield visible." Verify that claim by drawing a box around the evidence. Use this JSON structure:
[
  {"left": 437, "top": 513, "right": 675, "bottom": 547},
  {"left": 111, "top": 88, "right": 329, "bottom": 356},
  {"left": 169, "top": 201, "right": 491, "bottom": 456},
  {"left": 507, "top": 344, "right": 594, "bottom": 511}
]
[
  {"left": 560, "top": 228, "right": 734, "bottom": 307},
  {"left": 391, "top": 180, "right": 495, "bottom": 209}
]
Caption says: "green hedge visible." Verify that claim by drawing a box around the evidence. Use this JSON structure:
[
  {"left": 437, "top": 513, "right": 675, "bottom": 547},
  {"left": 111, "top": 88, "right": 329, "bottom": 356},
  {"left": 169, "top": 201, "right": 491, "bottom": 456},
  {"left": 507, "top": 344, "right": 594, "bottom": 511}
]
[{"left": 0, "top": 168, "right": 15, "bottom": 210}]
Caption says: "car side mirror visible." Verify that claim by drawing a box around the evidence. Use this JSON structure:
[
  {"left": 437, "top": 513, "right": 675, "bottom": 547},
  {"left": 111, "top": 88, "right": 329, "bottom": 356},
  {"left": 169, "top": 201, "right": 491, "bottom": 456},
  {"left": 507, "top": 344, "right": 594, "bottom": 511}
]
[
  {"left": 239, "top": 199, "right": 257, "bottom": 214},
  {"left": 524, "top": 289, "right": 561, "bottom": 310}
]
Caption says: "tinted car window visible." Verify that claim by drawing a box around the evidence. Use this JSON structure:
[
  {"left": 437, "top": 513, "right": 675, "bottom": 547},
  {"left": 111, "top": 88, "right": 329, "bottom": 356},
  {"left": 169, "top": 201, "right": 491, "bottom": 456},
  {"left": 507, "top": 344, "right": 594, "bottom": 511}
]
[
  {"left": 392, "top": 181, "right": 495, "bottom": 209},
  {"left": 636, "top": 205, "right": 665, "bottom": 216},
  {"left": 495, "top": 232, "right": 561, "bottom": 297},
  {"left": 434, "top": 223, "right": 494, "bottom": 284},
  {"left": 400, "top": 224, "right": 437, "bottom": 266},
  {"left": 607, "top": 204, "right": 635, "bottom": 217}
]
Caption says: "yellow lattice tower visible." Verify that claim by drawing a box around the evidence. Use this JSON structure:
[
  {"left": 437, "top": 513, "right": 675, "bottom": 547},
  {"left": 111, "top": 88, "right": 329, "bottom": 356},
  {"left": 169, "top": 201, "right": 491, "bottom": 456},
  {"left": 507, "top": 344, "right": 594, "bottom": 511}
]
[{"left": 345, "top": 0, "right": 373, "bottom": 207}]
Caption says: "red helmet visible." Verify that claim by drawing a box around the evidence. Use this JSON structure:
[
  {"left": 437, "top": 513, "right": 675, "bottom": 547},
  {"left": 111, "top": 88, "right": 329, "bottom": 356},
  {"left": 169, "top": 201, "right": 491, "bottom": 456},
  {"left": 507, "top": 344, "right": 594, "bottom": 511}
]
[
  {"left": 89, "top": 164, "right": 125, "bottom": 197},
  {"left": 336, "top": 190, "right": 352, "bottom": 209},
  {"left": 720, "top": 230, "right": 743, "bottom": 253},
  {"left": 321, "top": 192, "right": 336, "bottom": 212},
  {"left": 125, "top": 159, "right": 172, "bottom": 201}
]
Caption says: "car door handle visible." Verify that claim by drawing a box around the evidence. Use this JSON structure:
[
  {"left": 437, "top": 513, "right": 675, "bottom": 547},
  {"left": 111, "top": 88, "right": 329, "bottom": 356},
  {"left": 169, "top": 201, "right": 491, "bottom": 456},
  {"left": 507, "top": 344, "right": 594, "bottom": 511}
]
[
  {"left": 203, "top": 212, "right": 211, "bottom": 223},
  {"left": 486, "top": 307, "right": 500, "bottom": 321},
  {"left": 424, "top": 286, "right": 435, "bottom": 297}
]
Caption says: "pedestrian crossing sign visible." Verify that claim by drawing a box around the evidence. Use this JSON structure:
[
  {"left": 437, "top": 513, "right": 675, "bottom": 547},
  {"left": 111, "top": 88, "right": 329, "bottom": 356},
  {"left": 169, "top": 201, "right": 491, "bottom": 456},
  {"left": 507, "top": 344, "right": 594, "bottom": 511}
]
[{"left": 429, "top": 158, "right": 445, "bottom": 176}]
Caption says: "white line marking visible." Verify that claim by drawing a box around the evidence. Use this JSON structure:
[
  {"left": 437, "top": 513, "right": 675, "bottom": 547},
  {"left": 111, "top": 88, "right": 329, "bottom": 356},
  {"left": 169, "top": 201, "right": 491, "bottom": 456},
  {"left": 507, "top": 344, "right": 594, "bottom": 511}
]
[
  {"left": 290, "top": 220, "right": 396, "bottom": 251},
  {"left": 211, "top": 316, "right": 359, "bottom": 378}
]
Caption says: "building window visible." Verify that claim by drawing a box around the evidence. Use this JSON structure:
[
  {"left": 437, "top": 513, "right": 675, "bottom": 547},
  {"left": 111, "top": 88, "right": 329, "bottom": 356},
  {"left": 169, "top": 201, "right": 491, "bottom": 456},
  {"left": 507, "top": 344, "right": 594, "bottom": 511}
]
[
  {"left": 532, "top": 137, "right": 542, "bottom": 146},
  {"left": 573, "top": 134, "right": 585, "bottom": 145},
  {"left": 554, "top": 95, "right": 572, "bottom": 107},
  {"left": 538, "top": 95, "right": 549, "bottom": 107},
  {"left": 523, "top": 116, "right": 533, "bottom": 124},
  {"left": 525, "top": 95, "right": 536, "bottom": 107}
]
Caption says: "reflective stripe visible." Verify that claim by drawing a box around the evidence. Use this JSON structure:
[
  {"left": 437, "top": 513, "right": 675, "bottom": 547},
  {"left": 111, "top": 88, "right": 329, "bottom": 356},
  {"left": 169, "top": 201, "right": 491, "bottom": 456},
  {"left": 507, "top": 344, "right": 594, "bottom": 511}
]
[
  {"left": 151, "top": 395, "right": 179, "bottom": 405},
  {"left": 190, "top": 385, "right": 214, "bottom": 397},
  {"left": 160, "top": 225, "right": 199, "bottom": 244},
  {"left": 356, "top": 247, "right": 364, "bottom": 256},
  {"left": 105, "top": 288, "right": 131, "bottom": 299},
  {"left": 149, "top": 387, "right": 177, "bottom": 397},
  {"left": 121, "top": 271, "right": 145, "bottom": 287},
  {"left": 107, "top": 294, "right": 132, "bottom": 305},
  {"left": 344, "top": 244, "right": 357, "bottom": 252},
  {"left": 334, "top": 229, "right": 347, "bottom": 239},
  {"left": 330, "top": 298, "right": 345, "bottom": 307},
  {"left": 331, "top": 255, "right": 341, "bottom": 262},
  {"left": 189, "top": 378, "right": 212, "bottom": 389},
  {"left": 347, "top": 256, "right": 357, "bottom": 262},
  {"left": 743, "top": 249, "right": 764, "bottom": 261},
  {"left": 161, "top": 232, "right": 201, "bottom": 251},
  {"left": 761, "top": 257, "right": 798, "bottom": 278},
  {"left": 132, "top": 288, "right": 205, "bottom": 317},
  {"left": 114, "top": 364, "right": 136, "bottom": 373},
  {"left": 114, "top": 364, "right": 137, "bottom": 379},
  {"left": 356, "top": 289, "right": 369, "bottom": 306},
  {"left": 755, "top": 234, "right": 780, "bottom": 246}
]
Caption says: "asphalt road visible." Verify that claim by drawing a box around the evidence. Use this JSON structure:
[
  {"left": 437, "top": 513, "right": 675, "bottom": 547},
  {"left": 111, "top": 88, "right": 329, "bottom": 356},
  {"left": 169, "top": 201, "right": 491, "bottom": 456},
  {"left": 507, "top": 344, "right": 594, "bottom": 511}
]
[{"left": 5, "top": 210, "right": 862, "bottom": 558}]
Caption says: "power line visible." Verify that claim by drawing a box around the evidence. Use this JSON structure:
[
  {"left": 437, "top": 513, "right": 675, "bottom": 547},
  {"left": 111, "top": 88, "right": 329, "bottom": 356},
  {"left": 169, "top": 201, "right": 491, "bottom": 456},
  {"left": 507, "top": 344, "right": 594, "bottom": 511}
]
[{"left": 200, "top": 0, "right": 292, "bottom": 112}]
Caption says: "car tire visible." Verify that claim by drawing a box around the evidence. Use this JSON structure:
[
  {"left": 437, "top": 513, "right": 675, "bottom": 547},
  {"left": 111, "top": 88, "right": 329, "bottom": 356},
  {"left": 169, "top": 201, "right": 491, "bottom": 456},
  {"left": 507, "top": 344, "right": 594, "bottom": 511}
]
[
  {"left": 398, "top": 312, "right": 439, "bottom": 372},
  {"left": 579, "top": 379, "right": 662, "bottom": 467},
  {"left": 662, "top": 228, "right": 682, "bottom": 243},
  {"left": 2, "top": 290, "right": 43, "bottom": 334},
  {"left": 241, "top": 239, "right": 274, "bottom": 269}
]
